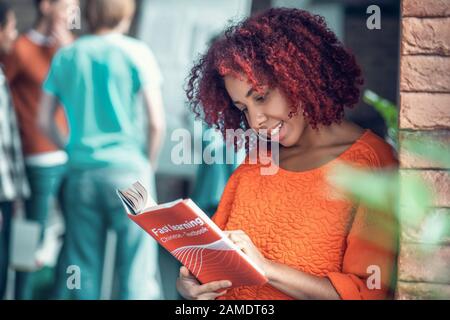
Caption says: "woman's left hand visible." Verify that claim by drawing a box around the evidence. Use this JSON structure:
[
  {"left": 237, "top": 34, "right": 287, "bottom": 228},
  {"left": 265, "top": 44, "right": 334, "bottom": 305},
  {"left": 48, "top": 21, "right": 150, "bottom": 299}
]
[{"left": 223, "top": 230, "right": 272, "bottom": 278}]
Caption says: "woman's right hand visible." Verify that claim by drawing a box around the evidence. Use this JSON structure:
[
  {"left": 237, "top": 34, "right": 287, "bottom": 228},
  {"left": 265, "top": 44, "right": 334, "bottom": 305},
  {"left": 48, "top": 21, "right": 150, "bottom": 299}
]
[{"left": 176, "top": 266, "right": 232, "bottom": 300}]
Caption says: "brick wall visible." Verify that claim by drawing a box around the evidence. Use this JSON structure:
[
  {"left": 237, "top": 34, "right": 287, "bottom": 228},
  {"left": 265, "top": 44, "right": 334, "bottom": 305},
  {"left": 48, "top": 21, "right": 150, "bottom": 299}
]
[{"left": 396, "top": 0, "right": 450, "bottom": 299}]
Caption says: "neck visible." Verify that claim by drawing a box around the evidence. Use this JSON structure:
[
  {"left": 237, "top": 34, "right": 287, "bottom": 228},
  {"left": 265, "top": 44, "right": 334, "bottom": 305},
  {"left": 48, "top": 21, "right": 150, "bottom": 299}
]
[
  {"left": 34, "top": 18, "right": 52, "bottom": 36},
  {"left": 287, "top": 122, "right": 341, "bottom": 152}
]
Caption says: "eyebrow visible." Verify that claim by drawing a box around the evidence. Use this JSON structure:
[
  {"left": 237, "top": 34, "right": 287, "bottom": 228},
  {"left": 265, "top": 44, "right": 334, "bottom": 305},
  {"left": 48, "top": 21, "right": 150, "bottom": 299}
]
[{"left": 233, "top": 88, "right": 255, "bottom": 105}]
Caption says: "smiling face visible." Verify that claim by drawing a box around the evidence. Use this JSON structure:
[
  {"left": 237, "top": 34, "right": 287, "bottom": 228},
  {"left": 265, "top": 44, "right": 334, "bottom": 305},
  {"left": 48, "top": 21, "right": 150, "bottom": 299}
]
[
  {"left": 38, "top": 0, "right": 79, "bottom": 27},
  {"left": 224, "top": 74, "right": 308, "bottom": 147},
  {"left": 52, "top": 0, "right": 79, "bottom": 25}
]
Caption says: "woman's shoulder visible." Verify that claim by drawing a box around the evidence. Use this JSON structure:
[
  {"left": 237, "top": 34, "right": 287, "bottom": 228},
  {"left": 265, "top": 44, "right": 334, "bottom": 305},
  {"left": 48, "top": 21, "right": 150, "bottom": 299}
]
[
  {"left": 231, "top": 156, "right": 263, "bottom": 178},
  {"left": 345, "top": 129, "right": 398, "bottom": 169}
]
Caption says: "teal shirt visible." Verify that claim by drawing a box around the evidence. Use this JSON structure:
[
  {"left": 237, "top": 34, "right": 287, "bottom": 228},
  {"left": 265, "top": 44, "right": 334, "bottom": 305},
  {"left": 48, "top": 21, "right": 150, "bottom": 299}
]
[{"left": 43, "top": 33, "right": 162, "bottom": 170}]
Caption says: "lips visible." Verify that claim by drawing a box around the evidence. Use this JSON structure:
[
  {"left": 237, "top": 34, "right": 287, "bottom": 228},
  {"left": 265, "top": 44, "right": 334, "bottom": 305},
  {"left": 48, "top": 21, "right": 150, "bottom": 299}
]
[{"left": 257, "top": 121, "right": 284, "bottom": 139}]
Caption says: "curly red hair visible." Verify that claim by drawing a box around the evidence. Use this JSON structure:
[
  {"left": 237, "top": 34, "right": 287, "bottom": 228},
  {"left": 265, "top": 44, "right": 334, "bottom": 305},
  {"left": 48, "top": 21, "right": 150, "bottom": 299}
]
[{"left": 186, "top": 8, "right": 363, "bottom": 141}]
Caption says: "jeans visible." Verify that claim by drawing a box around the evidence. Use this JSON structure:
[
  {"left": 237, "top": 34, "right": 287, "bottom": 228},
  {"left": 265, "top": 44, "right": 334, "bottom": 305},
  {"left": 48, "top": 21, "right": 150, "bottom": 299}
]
[
  {"left": 0, "top": 202, "right": 13, "bottom": 299},
  {"left": 15, "top": 164, "right": 66, "bottom": 300},
  {"left": 53, "top": 164, "right": 162, "bottom": 300}
]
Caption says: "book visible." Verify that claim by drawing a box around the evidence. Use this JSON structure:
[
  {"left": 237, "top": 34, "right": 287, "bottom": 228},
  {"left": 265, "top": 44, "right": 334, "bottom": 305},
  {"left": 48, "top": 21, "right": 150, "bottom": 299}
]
[
  {"left": 117, "top": 182, "right": 268, "bottom": 288},
  {"left": 10, "top": 218, "right": 41, "bottom": 272}
]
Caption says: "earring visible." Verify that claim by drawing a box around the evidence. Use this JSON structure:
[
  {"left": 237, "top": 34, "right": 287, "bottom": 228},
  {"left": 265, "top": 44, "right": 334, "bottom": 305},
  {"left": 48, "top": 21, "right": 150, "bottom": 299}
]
[{"left": 288, "top": 111, "right": 294, "bottom": 119}]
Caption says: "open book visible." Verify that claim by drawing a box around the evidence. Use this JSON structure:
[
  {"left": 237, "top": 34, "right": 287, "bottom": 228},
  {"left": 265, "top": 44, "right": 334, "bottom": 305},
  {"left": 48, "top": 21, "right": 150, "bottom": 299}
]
[{"left": 117, "top": 182, "right": 268, "bottom": 288}]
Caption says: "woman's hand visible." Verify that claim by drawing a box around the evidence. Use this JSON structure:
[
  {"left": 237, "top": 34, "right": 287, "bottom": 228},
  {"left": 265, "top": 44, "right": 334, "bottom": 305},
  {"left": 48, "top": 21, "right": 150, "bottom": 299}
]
[
  {"left": 224, "top": 230, "right": 340, "bottom": 300},
  {"left": 176, "top": 266, "right": 232, "bottom": 300},
  {"left": 224, "top": 230, "right": 272, "bottom": 278}
]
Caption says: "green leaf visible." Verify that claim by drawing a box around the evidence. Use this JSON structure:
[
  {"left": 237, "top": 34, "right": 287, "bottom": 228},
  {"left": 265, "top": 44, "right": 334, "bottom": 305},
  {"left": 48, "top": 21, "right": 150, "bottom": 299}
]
[
  {"left": 402, "top": 138, "right": 450, "bottom": 167},
  {"left": 399, "top": 173, "right": 434, "bottom": 227},
  {"left": 327, "top": 162, "right": 397, "bottom": 213},
  {"left": 327, "top": 163, "right": 433, "bottom": 229},
  {"left": 363, "top": 89, "right": 398, "bottom": 148}
]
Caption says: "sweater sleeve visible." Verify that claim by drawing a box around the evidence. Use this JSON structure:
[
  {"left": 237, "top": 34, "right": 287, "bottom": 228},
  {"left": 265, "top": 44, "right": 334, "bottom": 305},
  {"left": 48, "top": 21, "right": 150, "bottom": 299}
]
[
  {"left": 326, "top": 131, "right": 399, "bottom": 299},
  {"left": 327, "top": 203, "right": 398, "bottom": 300}
]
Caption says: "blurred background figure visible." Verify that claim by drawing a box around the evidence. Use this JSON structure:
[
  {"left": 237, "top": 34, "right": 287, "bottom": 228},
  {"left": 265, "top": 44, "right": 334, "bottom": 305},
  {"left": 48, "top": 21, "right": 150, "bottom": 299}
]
[
  {"left": 189, "top": 34, "right": 246, "bottom": 218},
  {"left": 191, "top": 124, "right": 246, "bottom": 217},
  {"left": 0, "top": 0, "right": 76, "bottom": 300},
  {"left": 136, "top": 0, "right": 252, "bottom": 298},
  {"left": 0, "top": 1, "right": 30, "bottom": 300},
  {"left": 39, "top": 0, "right": 166, "bottom": 299}
]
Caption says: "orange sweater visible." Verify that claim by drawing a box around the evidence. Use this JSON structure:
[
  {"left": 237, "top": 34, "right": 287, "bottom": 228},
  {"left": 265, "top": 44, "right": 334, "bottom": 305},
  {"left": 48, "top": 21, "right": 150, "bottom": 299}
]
[
  {"left": 212, "top": 130, "right": 398, "bottom": 300},
  {"left": 1, "top": 34, "right": 67, "bottom": 156}
]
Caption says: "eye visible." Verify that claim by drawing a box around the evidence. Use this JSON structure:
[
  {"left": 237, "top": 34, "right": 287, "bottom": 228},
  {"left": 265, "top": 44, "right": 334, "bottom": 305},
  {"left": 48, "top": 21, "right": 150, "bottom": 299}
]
[
  {"left": 234, "top": 104, "right": 248, "bottom": 113},
  {"left": 254, "top": 91, "right": 269, "bottom": 103}
]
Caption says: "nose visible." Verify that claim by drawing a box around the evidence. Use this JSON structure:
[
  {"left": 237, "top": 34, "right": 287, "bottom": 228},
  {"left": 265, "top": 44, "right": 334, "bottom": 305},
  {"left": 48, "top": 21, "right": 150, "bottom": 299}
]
[{"left": 248, "top": 109, "right": 268, "bottom": 130}]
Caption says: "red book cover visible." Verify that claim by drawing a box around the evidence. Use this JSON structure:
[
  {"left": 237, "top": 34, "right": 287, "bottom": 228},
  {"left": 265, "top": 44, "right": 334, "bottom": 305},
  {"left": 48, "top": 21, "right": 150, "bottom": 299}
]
[{"left": 117, "top": 182, "right": 268, "bottom": 288}]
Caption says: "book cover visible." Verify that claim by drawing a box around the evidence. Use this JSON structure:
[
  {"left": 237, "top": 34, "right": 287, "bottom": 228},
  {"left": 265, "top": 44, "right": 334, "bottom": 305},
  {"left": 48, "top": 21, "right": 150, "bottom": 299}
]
[{"left": 117, "top": 182, "right": 268, "bottom": 288}]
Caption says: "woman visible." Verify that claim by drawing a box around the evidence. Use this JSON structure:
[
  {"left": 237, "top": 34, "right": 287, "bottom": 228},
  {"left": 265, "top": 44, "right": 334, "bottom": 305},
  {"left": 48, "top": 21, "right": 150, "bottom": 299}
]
[{"left": 177, "top": 8, "right": 397, "bottom": 300}]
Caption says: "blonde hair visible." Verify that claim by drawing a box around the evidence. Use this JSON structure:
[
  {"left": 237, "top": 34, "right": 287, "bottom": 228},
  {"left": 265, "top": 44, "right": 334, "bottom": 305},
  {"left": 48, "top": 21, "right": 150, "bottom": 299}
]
[{"left": 86, "top": 0, "right": 135, "bottom": 32}]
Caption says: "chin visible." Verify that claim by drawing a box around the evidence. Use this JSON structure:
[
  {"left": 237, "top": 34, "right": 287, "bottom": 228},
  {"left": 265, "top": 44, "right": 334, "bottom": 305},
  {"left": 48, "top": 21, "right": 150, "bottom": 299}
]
[
  {"left": 277, "top": 134, "right": 293, "bottom": 147},
  {"left": 279, "top": 140, "right": 294, "bottom": 147}
]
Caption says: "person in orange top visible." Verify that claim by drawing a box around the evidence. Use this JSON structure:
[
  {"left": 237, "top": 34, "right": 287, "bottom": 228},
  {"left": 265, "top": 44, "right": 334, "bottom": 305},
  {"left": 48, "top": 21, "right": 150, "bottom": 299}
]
[
  {"left": 0, "top": 0, "right": 76, "bottom": 299},
  {"left": 177, "top": 8, "right": 398, "bottom": 300},
  {"left": 2, "top": 0, "right": 75, "bottom": 155}
]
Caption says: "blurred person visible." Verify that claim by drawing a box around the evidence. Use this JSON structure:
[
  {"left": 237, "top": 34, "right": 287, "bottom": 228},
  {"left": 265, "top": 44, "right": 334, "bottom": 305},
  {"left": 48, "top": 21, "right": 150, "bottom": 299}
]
[
  {"left": 0, "top": 1, "right": 30, "bottom": 300},
  {"left": 191, "top": 123, "right": 245, "bottom": 217},
  {"left": 0, "top": 0, "right": 77, "bottom": 300},
  {"left": 190, "top": 35, "right": 246, "bottom": 217},
  {"left": 39, "top": 0, "right": 166, "bottom": 299},
  {"left": 177, "top": 8, "right": 398, "bottom": 300}
]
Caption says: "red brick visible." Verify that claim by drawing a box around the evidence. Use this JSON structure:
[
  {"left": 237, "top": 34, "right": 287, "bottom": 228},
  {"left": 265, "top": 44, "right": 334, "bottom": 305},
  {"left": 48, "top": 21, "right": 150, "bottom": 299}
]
[
  {"left": 400, "top": 170, "right": 450, "bottom": 207},
  {"left": 396, "top": 281, "right": 450, "bottom": 299},
  {"left": 403, "top": 0, "right": 450, "bottom": 17},
  {"left": 399, "top": 93, "right": 450, "bottom": 130},
  {"left": 400, "top": 56, "right": 450, "bottom": 92},
  {"left": 402, "top": 18, "right": 450, "bottom": 55},
  {"left": 399, "top": 130, "right": 450, "bottom": 168},
  {"left": 400, "top": 208, "right": 450, "bottom": 245},
  {"left": 398, "top": 242, "right": 450, "bottom": 283}
]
